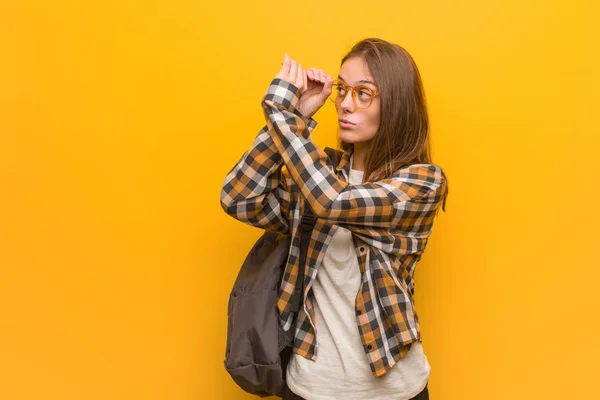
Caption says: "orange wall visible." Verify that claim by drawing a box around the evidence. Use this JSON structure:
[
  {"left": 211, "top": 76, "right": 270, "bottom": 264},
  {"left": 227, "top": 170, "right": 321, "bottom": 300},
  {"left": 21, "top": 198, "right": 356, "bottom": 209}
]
[{"left": 1, "top": 1, "right": 598, "bottom": 399}]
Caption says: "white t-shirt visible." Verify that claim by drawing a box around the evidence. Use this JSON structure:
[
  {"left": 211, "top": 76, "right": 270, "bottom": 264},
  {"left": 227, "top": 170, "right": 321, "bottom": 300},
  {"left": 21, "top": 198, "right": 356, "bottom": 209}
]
[{"left": 286, "top": 155, "right": 431, "bottom": 400}]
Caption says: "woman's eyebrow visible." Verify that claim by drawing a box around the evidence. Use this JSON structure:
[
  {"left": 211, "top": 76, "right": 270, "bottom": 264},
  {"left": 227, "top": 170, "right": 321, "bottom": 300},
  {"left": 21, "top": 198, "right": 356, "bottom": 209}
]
[{"left": 337, "top": 76, "right": 377, "bottom": 86}]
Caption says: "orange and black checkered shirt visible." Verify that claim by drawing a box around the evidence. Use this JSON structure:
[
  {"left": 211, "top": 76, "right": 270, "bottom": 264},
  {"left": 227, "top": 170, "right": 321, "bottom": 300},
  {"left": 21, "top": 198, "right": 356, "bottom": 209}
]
[{"left": 220, "top": 78, "right": 448, "bottom": 378}]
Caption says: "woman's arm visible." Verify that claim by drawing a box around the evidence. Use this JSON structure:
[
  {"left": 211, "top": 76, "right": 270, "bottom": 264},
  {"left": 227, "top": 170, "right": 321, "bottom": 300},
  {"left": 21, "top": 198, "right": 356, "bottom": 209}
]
[
  {"left": 261, "top": 77, "right": 447, "bottom": 255},
  {"left": 219, "top": 116, "right": 317, "bottom": 234}
]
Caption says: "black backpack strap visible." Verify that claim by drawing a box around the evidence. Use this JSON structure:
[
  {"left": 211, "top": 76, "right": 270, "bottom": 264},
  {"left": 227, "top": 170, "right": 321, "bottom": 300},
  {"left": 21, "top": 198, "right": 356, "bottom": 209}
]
[
  {"left": 289, "top": 147, "right": 344, "bottom": 314},
  {"left": 289, "top": 205, "right": 315, "bottom": 313}
]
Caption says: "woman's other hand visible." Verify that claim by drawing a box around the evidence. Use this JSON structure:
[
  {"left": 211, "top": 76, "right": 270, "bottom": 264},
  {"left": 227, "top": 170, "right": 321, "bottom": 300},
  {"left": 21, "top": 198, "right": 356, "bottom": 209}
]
[{"left": 276, "top": 53, "right": 333, "bottom": 118}]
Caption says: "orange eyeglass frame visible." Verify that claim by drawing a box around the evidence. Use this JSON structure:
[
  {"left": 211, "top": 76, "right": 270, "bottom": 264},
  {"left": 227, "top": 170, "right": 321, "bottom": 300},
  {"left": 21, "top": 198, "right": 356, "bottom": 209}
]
[{"left": 329, "top": 80, "right": 380, "bottom": 109}]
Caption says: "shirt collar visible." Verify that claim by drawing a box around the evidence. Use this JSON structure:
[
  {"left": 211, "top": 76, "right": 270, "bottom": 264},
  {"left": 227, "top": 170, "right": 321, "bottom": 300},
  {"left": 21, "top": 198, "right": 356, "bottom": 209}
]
[{"left": 335, "top": 143, "right": 355, "bottom": 175}]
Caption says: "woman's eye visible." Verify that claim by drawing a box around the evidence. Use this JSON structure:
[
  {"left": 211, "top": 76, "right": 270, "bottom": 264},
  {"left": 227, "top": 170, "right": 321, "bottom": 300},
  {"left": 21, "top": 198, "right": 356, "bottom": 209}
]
[{"left": 358, "top": 90, "right": 372, "bottom": 99}]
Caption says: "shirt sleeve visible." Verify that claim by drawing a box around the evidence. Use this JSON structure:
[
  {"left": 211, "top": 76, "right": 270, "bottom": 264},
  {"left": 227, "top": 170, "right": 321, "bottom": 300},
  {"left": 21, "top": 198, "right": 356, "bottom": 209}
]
[
  {"left": 220, "top": 115, "right": 317, "bottom": 234},
  {"left": 261, "top": 78, "right": 448, "bottom": 255}
]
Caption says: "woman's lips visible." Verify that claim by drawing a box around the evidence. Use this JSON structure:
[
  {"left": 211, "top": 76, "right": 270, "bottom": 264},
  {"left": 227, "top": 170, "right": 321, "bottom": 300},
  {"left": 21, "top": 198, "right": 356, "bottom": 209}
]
[{"left": 339, "top": 120, "right": 355, "bottom": 129}]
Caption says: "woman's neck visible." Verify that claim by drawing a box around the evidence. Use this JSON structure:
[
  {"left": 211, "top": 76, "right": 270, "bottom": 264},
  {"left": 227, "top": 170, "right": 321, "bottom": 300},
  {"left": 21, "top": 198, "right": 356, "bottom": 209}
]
[{"left": 351, "top": 142, "right": 369, "bottom": 171}]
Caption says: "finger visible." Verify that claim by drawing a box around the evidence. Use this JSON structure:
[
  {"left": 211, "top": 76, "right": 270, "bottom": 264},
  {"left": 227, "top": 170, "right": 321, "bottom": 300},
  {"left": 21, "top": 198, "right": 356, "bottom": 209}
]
[
  {"left": 313, "top": 69, "right": 321, "bottom": 80},
  {"left": 306, "top": 68, "right": 314, "bottom": 80},
  {"left": 320, "top": 72, "right": 332, "bottom": 89},
  {"left": 289, "top": 57, "right": 297, "bottom": 83},
  {"left": 313, "top": 68, "right": 320, "bottom": 82},
  {"left": 296, "top": 64, "right": 305, "bottom": 89},
  {"left": 280, "top": 53, "right": 290, "bottom": 77},
  {"left": 301, "top": 65, "right": 307, "bottom": 91}
]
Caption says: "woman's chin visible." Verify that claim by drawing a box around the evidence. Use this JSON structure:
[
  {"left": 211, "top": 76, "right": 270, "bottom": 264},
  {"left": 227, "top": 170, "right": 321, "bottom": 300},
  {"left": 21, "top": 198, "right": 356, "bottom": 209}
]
[{"left": 339, "top": 130, "right": 360, "bottom": 142}]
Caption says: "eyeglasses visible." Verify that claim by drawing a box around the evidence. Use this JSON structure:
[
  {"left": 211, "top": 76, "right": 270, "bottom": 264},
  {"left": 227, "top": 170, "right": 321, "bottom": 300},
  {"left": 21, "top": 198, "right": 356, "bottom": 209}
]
[{"left": 329, "top": 80, "right": 379, "bottom": 110}]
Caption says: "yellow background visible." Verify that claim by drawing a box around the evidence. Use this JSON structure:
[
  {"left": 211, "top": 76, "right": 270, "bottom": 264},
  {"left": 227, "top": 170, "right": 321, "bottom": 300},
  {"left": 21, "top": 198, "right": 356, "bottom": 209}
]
[{"left": 1, "top": 1, "right": 598, "bottom": 399}]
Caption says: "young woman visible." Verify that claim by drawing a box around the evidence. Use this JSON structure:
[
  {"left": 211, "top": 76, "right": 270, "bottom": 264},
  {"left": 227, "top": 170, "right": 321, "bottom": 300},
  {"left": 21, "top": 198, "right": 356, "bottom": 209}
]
[{"left": 220, "top": 38, "right": 448, "bottom": 400}]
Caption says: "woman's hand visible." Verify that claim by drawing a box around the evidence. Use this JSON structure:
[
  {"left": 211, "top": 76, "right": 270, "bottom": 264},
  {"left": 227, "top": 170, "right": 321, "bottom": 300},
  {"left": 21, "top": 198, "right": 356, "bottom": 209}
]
[{"left": 276, "top": 54, "right": 333, "bottom": 118}]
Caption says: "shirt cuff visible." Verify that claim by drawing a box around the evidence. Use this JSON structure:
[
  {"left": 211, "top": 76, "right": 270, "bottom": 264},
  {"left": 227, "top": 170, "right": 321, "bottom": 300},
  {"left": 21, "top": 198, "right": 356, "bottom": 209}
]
[{"left": 264, "top": 78, "right": 318, "bottom": 132}]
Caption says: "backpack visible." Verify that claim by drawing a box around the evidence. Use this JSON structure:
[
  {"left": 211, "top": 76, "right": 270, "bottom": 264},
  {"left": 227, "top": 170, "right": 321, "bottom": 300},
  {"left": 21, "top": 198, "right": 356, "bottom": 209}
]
[{"left": 224, "top": 146, "right": 344, "bottom": 398}]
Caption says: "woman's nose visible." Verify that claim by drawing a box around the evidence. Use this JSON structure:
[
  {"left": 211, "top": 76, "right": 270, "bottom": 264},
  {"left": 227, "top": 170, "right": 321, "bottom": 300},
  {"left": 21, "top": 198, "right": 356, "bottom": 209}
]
[{"left": 339, "top": 89, "right": 355, "bottom": 111}]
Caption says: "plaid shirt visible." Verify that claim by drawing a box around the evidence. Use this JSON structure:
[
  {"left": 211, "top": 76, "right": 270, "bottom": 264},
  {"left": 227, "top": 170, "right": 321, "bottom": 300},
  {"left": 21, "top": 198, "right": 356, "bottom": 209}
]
[{"left": 220, "top": 78, "right": 448, "bottom": 378}]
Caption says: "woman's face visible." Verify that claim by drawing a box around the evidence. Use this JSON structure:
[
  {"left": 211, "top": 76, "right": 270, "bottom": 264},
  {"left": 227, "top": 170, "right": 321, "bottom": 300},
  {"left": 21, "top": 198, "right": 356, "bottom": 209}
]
[{"left": 335, "top": 57, "right": 381, "bottom": 145}]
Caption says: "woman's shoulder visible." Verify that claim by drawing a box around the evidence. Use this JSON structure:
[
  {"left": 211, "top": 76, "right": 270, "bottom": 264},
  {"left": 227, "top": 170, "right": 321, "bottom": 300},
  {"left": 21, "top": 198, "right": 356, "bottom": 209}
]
[
  {"left": 388, "top": 163, "right": 448, "bottom": 201},
  {"left": 393, "top": 163, "right": 446, "bottom": 183}
]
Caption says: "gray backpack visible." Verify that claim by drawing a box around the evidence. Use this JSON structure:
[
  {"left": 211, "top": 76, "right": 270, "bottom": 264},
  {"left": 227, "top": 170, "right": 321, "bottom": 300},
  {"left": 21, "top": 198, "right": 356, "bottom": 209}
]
[{"left": 224, "top": 147, "right": 343, "bottom": 397}]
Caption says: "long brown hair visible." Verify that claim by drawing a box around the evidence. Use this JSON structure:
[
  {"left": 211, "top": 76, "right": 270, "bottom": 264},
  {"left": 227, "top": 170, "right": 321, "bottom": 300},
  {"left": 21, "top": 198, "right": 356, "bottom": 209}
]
[{"left": 336, "top": 38, "right": 448, "bottom": 211}]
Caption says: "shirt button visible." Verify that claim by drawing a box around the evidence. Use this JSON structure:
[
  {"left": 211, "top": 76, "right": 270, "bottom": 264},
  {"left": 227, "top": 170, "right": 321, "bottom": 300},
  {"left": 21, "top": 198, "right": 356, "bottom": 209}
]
[
  {"left": 359, "top": 246, "right": 365, "bottom": 252},
  {"left": 367, "top": 345, "right": 373, "bottom": 350},
  {"left": 356, "top": 309, "right": 362, "bottom": 316}
]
